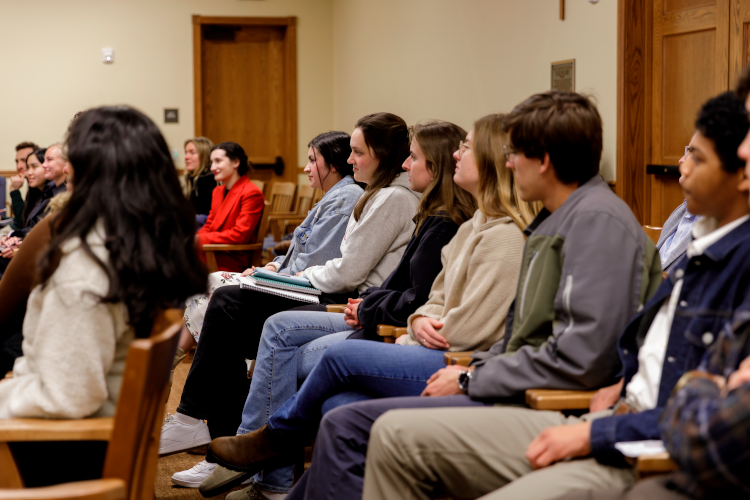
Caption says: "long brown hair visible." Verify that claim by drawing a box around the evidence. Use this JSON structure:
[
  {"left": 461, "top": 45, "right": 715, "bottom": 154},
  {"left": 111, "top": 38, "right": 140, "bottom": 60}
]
[
  {"left": 410, "top": 121, "right": 476, "bottom": 232},
  {"left": 473, "top": 114, "right": 541, "bottom": 229},
  {"left": 39, "top": 107, "right": 208, "bottom": 338},
  {"left": 352, "top": 113, "right": 411, "bottom": 221}
]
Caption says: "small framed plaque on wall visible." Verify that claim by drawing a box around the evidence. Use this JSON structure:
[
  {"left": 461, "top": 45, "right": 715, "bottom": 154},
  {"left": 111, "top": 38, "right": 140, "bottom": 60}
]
[{"left": 551, "top": 59, "right": 575, "bottom": 92}]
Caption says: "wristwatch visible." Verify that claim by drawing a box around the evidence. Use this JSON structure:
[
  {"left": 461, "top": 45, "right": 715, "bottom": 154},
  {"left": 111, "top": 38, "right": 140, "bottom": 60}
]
[{"left": 457, "top": 370, "right": 472, "bottom": 393}]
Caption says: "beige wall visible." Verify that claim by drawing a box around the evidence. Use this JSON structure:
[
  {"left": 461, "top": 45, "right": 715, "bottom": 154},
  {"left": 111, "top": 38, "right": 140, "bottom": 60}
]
[
  {"left": 331, "top": 0, "right": 618, "bottom": 181},
  {"left": 1, "top": 0, "right": 618, "bottom": 192},
  {"left": 0, "top": 0, "right": 333, "bottom": 176}
]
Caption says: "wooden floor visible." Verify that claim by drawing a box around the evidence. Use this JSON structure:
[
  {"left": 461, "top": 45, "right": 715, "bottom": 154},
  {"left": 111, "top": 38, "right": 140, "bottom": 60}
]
[{"left": 156, "top": 353, "right": 241, "bottom": 500}]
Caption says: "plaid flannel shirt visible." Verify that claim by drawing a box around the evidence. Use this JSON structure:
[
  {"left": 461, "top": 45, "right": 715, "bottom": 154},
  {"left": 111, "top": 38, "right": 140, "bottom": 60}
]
[{"left": 659, "top": 306, "right": 750, "bottom": 499}]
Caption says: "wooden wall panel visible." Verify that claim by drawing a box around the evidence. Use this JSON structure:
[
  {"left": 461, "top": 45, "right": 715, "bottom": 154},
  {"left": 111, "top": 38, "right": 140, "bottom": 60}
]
[
  {"left": 617, "top": 0, "right": 649, "bottom": 222},
  {"left": 664, "top": 0, "right": 715, "bottom": 13},
  {"left": 662, "top": 30, "right": 716, "bottom": 162}
]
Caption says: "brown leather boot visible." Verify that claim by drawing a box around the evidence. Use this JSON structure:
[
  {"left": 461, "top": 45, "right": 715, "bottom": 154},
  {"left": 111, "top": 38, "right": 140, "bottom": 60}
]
[{"left": 206, "top": 425, "right": 296, "bottom": 473}]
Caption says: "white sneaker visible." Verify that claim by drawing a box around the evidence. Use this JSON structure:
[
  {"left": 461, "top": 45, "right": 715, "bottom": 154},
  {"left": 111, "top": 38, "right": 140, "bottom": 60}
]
[
  {"left": 172, "top": 461, "right": 253, "bottom": 488},
  {"left": 159, "top": 413, "right": 211, "bottom": 456}
]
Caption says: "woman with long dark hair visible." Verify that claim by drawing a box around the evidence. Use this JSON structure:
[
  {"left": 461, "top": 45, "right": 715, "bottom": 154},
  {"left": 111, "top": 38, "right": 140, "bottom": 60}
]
[
  {"left": 161, "top": 113, "right": 421, "bottom": 485},
  {"left": 0, "top": 106, "right": 208, "bottom": 485}
]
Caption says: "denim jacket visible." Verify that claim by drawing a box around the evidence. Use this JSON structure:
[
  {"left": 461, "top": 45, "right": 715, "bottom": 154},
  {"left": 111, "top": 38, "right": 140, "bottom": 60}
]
[
  {"left": 275, "top": 176, "right": 363, "bottom": 275},
  {"left": 589, "top": 217, "right": 750, "bottom": 461}
]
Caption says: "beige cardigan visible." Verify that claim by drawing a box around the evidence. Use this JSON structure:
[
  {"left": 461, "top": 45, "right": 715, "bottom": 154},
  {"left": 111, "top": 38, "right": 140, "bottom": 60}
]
[
  {"left": 403, "top": 210, "right": 525, "bottom": 352},
  {"left": 0, "top": 224, "right": 134, "bottom": 419}
]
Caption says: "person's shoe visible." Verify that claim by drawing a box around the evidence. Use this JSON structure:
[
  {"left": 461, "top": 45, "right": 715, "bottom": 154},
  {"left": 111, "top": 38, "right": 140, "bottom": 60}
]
[
  {"left": 159, "top": 413, "right": 211, "bottom": 456},
  {"left": 226, "top": 483, "right": 271, "bottom": 500},
  {"left": 171, "top": 460, "right": 218, "bottom": 488},
  {"left": 172, "top": 347, "right": 187, "bottom": 369},
  {"left": 206, "top": 425, "right": 296, "bottom": 474},
  {"left": 198, "top": 464, "right": 253, "bottom": 497}
]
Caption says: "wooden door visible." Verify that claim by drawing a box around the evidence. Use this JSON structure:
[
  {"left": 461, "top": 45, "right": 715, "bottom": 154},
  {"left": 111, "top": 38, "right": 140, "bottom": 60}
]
[
  {"left": 646, "top": 0, "right": 729, "bottom": 226},
  {"left": 193, "top": 16, "right": 298, "bottom": 190},
  {"left": 731, "top": 0, "right": 750, "bottom": 79}
]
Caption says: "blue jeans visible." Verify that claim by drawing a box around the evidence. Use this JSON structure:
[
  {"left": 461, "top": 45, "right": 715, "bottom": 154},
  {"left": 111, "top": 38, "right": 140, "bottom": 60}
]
[
  {"left": 267, "top": 340, "right": 447, "bottom": 436},
  {"left": 238, "top": 311, "right": 354, "bottom": 493}
]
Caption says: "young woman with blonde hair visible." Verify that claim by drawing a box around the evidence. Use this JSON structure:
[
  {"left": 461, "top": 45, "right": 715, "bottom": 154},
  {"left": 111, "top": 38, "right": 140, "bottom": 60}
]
[
  {"left": 183, "top": 136, "right": 217, "bottom": 226},
  {"left": 200, "top": 113, "right": 540, "bottom": 494}
]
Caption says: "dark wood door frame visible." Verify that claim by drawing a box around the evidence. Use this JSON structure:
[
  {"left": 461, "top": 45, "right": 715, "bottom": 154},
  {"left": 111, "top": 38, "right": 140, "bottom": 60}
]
[
  {"left": 192, "top": 15, "right": 298, "bottom": 170},
  {"left": 617, "top": 0, "right": 650, "bottom": 225}
]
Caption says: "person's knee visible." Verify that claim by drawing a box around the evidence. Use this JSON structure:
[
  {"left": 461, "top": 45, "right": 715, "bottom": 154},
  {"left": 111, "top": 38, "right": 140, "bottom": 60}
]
[{"left": 369, "top": 410, "right": 404, "bottom": 458}]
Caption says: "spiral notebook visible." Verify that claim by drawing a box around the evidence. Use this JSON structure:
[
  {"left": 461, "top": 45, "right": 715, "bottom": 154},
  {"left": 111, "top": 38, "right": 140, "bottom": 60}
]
[
  {"left": 237, "top": 276, "right": 320, "bottom": 304},
  {"left": 250, "top": 275, "right": 322, "bottom": 295}
]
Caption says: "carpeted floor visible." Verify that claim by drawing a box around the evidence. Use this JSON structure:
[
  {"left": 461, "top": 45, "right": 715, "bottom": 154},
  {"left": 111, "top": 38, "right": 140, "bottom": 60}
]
[{"left": 156, "top": 352, "right": 241, "bottom": 500}]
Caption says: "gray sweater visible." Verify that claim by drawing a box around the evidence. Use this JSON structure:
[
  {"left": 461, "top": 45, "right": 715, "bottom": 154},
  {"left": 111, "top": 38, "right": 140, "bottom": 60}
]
[{"left": 302, "top": 172, "right": 421, "bottom": 294}]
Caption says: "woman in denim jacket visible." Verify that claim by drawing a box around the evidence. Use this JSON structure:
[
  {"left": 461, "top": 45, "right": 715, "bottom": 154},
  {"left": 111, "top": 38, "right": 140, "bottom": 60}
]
[{"left": 183, "top": 131, "right": 363, "bottom": 343}]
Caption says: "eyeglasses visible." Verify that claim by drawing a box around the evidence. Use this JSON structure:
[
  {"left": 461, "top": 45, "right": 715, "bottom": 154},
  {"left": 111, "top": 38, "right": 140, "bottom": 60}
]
[
  {"left": 458, "top": 141, "right": 471, "bottom": 159},
  {"left": 503, "top": 145, "right": 517, "bottom": 162}
]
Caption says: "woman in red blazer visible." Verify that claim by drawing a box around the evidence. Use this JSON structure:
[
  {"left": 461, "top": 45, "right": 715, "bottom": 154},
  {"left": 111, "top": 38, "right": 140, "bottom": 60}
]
[{"left": 197, "top": 141, "right": 265, "bottom": 272}]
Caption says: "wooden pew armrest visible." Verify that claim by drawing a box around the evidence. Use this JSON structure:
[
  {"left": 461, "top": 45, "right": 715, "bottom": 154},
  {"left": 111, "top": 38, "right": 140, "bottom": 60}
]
[
  {"left": 636, "top": 452, "right": 678, "bottom": 478},
  {"left": 524, "top": 389, "right": 597, "bottom": 411},
  {"left": 326, "top": 304, "right": 347, "bottom": 314},
  {"left": 443, "top": 351, "right": 475, "bottom": 366},
  {"left": 0, "top": 417, "right": 114, "bottom": 442},
  {"left": 376, "top": 325, "right": 408, "bottom": 340}
]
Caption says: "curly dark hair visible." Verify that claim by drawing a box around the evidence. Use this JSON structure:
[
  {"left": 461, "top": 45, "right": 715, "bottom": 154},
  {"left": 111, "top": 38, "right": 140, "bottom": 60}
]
[
  {"left": 38, "top": 106, "right": 208, "bottom": 338},
  {"left": 695, "top": 91, "right": 750, "bottom": 173},
  {"left": 212, "top": 141, "right": 252, "bottom": 177}
]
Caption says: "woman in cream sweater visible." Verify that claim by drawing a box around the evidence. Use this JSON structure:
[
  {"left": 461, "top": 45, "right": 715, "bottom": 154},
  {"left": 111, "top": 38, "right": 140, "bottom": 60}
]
[
  {"left": 0, "top": 106, "right": 207, "bottom": 486},
  {"left": 203, "top": 113, "right": 541, "bottom": 477}
]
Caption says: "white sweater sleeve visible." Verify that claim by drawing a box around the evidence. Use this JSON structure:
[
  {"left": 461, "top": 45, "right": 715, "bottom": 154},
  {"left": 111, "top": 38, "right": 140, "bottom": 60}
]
[
  {"left": 0, "top": 282, "right": 124, "bottom": 419},
  {"left": 303, "top": 207, "right": 406, "bottom": 293}
]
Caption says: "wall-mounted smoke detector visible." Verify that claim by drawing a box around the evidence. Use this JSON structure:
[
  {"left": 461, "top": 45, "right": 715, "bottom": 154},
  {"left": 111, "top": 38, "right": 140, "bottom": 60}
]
[{"left": 102, "top": 48, "right": 114, "bottom": 64}]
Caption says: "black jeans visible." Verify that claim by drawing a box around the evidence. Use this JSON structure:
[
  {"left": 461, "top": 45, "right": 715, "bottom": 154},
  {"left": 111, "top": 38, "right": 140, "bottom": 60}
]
[{"left": 176, "top": 284, "right": 354, "bottom": 439}]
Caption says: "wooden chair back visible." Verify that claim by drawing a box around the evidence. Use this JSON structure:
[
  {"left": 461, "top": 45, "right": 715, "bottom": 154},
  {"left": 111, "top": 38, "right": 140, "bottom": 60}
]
[
  {"left": 0, "top": 309, "right": 182, "bottom": 499},
  {"left": 268, "top": 182, "right": 296, "bottom": 213},
  {"left": 103, "top": 308, "right": 182, "bottom": 499},
  {"left": 249, "top": 179, "right": 266, "bottom": 195},
  {"left": 643, "top": 225, "right": 662, "bottom": 245},
  {"left": 294, "top": 185, "right": 315, "bottom": 215}
]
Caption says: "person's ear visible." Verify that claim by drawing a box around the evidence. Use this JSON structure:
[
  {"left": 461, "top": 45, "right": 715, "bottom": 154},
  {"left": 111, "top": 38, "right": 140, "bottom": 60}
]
[
  {"left": 538, "top": 153, "right": 553, "bottom": 176},
  {"left": 736, "top": 167, "right": 749, "bottom": 194}
]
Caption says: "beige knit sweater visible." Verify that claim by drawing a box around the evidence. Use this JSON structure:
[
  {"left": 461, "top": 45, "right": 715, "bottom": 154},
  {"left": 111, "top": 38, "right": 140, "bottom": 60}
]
[
  {"left": 404, "top": 210, "right": 524, "bottom": 352},
  {"left": 0, "top": 223, "right": 134, "bottom": 419}
]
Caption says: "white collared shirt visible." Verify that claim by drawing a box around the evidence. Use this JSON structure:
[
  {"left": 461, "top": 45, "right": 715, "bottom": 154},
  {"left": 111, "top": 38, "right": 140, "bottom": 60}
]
[{"left": 624, "top": 214, "right": 750, "bottom": 412}]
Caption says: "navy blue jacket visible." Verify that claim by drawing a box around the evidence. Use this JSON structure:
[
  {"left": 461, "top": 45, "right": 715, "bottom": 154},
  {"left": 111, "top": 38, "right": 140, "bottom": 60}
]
[
  {"left": 354, "top": 213, "right": 460, "bottom": 341},
  {"left": 590, "top": 217, "right": 750, "bottom": 461}
]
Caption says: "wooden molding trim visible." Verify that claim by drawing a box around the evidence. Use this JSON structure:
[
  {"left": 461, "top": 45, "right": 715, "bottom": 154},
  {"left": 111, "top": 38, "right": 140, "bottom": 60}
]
[{"left": 617, "top": 0, "right": 649, "bottom": 224}]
